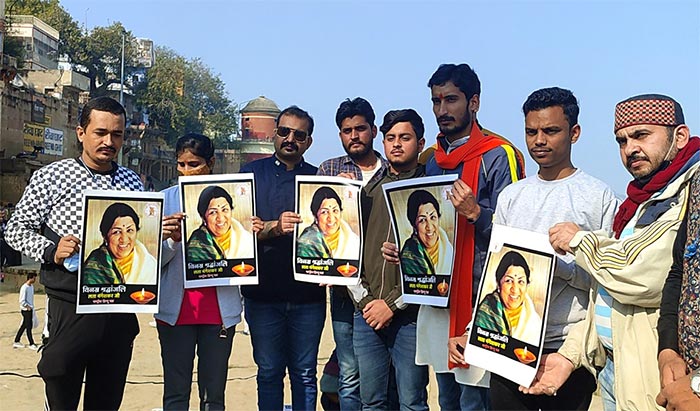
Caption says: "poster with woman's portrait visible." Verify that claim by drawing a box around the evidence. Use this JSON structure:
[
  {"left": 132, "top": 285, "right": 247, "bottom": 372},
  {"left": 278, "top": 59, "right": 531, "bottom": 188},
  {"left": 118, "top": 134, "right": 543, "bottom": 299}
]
[
  {"left": 77, "top": 190, "right": 164, "bottom": 314},
  {"left": 180, "top": 173, "right": 258, "bottom": 288},
  {"left": 464, "top": 224, "right": 556, "bottom": 388},
  {"left": 383, "top": 174, "right": 458, "bottom": 307},
  {"left": 293, "top": 176, "right": 363, "bottom": 286}
]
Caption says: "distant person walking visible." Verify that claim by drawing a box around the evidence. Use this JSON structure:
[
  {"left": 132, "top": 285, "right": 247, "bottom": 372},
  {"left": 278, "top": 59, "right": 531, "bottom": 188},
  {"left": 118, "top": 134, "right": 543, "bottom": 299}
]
[{"left": 14, "top": 273, "right": 37, "bottom": 349}]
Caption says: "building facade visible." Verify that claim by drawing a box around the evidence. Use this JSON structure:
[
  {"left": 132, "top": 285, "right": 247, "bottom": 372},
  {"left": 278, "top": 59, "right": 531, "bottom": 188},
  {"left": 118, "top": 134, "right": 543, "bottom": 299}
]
[{"left": 6, "top": 15, "right": 59, "bottom": 70}]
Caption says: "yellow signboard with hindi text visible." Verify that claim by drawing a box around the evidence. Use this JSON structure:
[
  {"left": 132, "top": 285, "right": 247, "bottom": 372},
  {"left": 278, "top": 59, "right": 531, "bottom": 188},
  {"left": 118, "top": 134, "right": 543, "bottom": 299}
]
[{"left": 23, "top": 122, "right": 44, "bottom": 153}]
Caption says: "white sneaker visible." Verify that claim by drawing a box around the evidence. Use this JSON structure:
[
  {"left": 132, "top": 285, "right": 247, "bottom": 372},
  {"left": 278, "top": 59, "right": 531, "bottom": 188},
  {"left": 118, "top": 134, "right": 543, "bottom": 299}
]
[
  {"left": 27, "top": 344, "right": 38, "bottom": 350},
  {"left": 13, "top": 342, "right": 23, "bottom": 348}
]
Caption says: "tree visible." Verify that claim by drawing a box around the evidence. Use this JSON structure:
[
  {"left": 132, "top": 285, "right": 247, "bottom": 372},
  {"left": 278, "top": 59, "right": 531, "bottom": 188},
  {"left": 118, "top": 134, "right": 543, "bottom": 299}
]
[
  {"left": 2, "top": 35, "right": 26, "bottom": 64},
  {"left": 77, "top": 22, "right": 138, "bottom": 96},
  {"left": 135, "top": 47, "right": 238, "bottom": 146}
]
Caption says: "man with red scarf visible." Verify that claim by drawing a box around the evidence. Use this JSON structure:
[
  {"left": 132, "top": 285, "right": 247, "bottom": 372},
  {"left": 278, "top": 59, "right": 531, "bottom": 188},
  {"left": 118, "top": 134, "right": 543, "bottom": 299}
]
[
  {"left": 385, "top": 63, "right": 525, "bottom": 410},
  {"left": 524, "top": 94, "right": 700, "bottom": 411}
]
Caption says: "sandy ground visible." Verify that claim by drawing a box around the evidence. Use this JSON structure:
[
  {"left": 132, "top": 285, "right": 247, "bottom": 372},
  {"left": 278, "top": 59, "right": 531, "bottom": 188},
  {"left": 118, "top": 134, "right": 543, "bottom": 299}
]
[
  {"left": 0, "top": 285, "right": 438, "bottom": 411},
  {"left": 0, "top": 283, "right": 602, "bottom": 410}
]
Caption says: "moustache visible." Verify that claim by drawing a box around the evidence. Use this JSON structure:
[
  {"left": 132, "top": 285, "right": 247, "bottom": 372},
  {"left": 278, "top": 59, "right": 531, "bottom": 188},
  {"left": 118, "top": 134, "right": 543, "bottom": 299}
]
[
  {"left": 98, "top": 146, "right": 116, "bottom": 153},
  {"left": 437, "top": 115, "right": 455, "bottom": 123},
  {"left": 281, "top": 141, "right": 298, "bottom": 151},
  {"left": 627, "top": 154, "right": 648, "bottom": 167}
]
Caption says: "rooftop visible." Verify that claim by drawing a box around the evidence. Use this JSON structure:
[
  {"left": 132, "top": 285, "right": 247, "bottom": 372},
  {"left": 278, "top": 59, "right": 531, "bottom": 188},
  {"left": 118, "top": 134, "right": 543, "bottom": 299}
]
[
  {"left": 7, "top": 15, "right": 60, "bottom": 39},
  {"left": 241, "top": 96, "right": 280, "bottom": 115}
]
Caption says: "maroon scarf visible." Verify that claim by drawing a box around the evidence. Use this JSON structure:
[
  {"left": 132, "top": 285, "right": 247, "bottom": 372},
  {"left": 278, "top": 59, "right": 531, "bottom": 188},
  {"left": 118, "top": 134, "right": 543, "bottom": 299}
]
[{"left": 613, "top": 137, "right": 700, "bottom": 238}]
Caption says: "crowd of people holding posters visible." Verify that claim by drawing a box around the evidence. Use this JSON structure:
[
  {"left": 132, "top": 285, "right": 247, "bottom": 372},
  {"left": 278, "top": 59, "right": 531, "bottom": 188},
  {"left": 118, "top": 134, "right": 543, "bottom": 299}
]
[{"left": 3, "top": 60, "right": 700, "bottom": 411}]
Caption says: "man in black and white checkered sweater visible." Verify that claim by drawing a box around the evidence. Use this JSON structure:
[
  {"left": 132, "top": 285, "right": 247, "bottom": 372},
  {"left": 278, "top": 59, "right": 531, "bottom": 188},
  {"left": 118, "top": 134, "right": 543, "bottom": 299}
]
[{"left": 5, "top": 97, "right": 144, "bottom": 411}]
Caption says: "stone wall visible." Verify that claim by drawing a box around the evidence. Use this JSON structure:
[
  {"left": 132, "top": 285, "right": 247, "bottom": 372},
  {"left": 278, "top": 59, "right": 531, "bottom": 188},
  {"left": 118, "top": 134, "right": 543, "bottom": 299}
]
[
  {"left": 0, "top": 170, "right": 31, "bottom": 204},
  {"left": 0, "top": 83, "right": 80, "bottom": 159},
  {"left": 1, "top": 264, "right": 44, "bottom": 294},
  {"left": 0, "top": 82, "right": 80, "bottom": 204}
]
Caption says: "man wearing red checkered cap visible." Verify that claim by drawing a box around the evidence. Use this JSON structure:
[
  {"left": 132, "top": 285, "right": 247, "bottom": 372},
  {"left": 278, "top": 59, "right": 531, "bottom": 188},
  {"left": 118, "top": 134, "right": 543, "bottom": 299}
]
[{"left": 521, "top": 94, "right": 700, "bottom": 411}]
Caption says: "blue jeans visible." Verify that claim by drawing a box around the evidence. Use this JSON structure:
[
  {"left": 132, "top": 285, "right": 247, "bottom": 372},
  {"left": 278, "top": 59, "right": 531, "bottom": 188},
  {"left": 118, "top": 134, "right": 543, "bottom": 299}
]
[
  {"left": 599, "top": 358, "right": 616, "bottom": 411},
  {"left": 244, "top": 299, "right": 326, "bottom": 411},
  {"left": 353, "top": 309, "right": 428, "bottom": 411},
  {"left": 435, "top": 372, "right": 489, "bottom": 411},
  {"left": 331, "top": 289, "right": 361, "bottom": 410}
]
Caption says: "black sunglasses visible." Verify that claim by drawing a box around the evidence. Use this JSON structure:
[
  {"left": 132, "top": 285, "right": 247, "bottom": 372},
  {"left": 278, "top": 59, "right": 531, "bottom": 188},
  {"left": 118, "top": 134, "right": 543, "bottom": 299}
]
[{"left": 276, "top": 126, "right": 308, "bottom": 142}]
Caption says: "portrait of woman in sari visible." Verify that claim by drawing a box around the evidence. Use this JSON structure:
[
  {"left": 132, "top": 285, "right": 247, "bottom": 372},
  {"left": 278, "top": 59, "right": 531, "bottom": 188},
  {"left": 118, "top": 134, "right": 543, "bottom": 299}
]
[
  {"left": 186, "top": 185, "right": 254, "bottom": 261},
  {"left": 297, "top": 186, "right": 360, "bottom": 260},
  {"left": 83, "top": 202, "right": 157, "bottom": 285},
  {"left": 474, "top": 250, "right": 542, "bottom": 346},
  {"left": 400, "top": 189, "right": 453, "bottom": 276}
]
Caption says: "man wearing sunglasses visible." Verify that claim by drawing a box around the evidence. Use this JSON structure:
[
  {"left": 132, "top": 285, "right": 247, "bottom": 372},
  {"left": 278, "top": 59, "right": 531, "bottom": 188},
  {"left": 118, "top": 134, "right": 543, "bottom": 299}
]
[
  {"left": 240, "top": 106, "right": 326, "bottom": 411},
  {"left": 316, "top": 97, "right": 389, "bottom": 410}
]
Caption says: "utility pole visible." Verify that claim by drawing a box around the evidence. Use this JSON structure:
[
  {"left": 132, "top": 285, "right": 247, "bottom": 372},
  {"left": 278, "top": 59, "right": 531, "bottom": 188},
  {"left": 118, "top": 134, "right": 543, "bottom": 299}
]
[{"left": 118, "top": 30, "right": 125, "bottom": 165}]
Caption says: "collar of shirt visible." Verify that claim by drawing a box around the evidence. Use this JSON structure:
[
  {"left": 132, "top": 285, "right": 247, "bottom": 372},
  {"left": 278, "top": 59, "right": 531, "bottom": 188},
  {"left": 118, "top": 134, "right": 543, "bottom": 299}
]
[
  {"left": 341, "top": 150, "right": 387, "bottom": 167},
  {"left": 76, "top": 157, "right": 119, "bottom": 177},
  {"left": 273, "top": 155, "right": 309, "bottom": 171},
  {"left": 387, "top": 164, "right": 425, "bottom": 180},
  {"left": 444, "top": 134, "right": 470, "bottom": 154},
  {"left": 339, "top": 155, "right": 363, "bottom": 179},
  {"left": 329, "top": 151, "right": 389, "bottom": 182}
]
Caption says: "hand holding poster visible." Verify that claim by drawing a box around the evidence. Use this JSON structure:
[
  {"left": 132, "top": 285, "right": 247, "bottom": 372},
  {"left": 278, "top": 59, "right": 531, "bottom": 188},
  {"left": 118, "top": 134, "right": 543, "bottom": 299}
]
[
  {"left": 293, "top": 176, "right": 363, "bottom": 286},
  {"left": 382, "top": 174, "right": 458, "bottom": 307},
  {"left": 77, "top": 190, "right": 164, "bottom": 314},
  {"left": 463, "top": 224, "right": 556, "bottom": 387},
  {"left": 180, "top": 173, "right": 258, "bottom": 288}
]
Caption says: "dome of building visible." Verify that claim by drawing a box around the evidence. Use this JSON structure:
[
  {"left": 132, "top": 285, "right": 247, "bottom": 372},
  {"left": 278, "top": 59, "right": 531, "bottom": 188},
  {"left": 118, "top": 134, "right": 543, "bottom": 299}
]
[{"left": 241, "top": 96, "right": 281, "bottom": 115}]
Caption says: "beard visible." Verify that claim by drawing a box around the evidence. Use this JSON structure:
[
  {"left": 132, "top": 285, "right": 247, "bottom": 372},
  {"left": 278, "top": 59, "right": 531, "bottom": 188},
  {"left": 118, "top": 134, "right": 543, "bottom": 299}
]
[
  {"left": 275, "top": 141, "right": 301, "bottom": 161},
  {"left": 629, "top": 139, "right": 676, "bottom": 183},
  {"left": 389, "top": 156, "right": 413, "bottom": 171},
  {"left": 630, "top": 159, "right": 670, "bottom": 184},
  {"left": 345, "top": 141, "right": 372, "bottom": 161},
  {"left": 437, "top": 110, "right": 471, "bottom": 138}
]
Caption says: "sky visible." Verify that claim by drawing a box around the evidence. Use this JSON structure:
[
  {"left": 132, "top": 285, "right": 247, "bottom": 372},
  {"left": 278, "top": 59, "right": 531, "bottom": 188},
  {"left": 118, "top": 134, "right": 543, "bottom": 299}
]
[{"left": 60, "top": 0, "right": 700, "bottom": 195}]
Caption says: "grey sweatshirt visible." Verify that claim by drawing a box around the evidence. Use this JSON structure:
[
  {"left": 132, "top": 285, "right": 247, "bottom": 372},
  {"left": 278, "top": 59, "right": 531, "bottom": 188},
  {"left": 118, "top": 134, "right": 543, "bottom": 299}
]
[{"left": 494, "top": 169, "right": 619, "bottom": 349}]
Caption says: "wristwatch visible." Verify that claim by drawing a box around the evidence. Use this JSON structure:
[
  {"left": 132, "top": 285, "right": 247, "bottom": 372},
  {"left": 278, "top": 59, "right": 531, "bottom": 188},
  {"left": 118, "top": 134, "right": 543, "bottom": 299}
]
[{"left": 691, "top": 368, "right": 700, "bottom": 395}]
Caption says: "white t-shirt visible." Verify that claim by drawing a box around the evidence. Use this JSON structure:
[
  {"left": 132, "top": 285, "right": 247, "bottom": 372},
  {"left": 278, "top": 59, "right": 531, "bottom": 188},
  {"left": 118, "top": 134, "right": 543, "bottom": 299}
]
[{"left": 360, "top": 158, "right": 382, "bottom": 186}]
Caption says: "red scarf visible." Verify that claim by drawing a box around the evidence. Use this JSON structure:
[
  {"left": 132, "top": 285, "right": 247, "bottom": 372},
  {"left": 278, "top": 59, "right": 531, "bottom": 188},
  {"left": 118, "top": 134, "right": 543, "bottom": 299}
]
[
  {"left": 613, "top": 136, "right": 700, "bottom": 238},
  {"left": 435, "top": 122, "right": 525, "bottom": 369}
]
